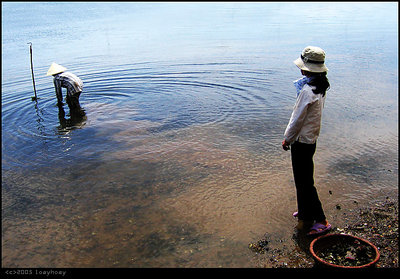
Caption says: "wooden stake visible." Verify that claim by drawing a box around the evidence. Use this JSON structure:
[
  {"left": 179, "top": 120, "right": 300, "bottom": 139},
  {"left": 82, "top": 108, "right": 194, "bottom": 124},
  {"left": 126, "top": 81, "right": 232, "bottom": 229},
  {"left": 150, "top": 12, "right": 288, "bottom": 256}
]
[{"left": 28, "top": 42, "right": 38, "bottom": 101}]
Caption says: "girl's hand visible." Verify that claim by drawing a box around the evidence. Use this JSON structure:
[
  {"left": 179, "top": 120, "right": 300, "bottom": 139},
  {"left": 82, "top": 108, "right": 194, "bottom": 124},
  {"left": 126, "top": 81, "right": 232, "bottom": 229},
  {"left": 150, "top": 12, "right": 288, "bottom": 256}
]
[{"left": 282, "top": 140, "right": 290, "bottom": 151}]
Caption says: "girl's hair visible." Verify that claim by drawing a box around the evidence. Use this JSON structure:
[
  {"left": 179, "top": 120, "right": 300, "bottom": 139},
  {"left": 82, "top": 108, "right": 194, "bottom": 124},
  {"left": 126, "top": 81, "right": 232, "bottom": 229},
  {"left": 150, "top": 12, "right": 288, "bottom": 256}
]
[{"left": 306, "top": 71, "right": 330, "bottom": 97}]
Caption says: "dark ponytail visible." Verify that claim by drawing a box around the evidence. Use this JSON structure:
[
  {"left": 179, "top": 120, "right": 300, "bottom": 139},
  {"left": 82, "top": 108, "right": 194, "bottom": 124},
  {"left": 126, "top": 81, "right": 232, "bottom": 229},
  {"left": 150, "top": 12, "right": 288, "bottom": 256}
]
[{"left": 306, "top": 72, "right": 330, "bottom": 97}]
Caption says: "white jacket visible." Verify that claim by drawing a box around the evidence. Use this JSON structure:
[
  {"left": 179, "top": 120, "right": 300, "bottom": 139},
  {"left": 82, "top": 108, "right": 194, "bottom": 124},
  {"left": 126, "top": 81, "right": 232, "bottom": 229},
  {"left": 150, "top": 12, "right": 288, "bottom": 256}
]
[{"left": 284, "top": 84, "right": 326, "bottom": 144}]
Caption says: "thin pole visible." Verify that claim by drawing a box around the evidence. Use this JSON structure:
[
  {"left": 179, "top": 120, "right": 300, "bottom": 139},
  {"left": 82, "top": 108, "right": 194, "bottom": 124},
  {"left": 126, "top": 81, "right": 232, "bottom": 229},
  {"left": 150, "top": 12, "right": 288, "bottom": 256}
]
[{"left": 28, "top": 42, "right": 38, "bottom": 101}]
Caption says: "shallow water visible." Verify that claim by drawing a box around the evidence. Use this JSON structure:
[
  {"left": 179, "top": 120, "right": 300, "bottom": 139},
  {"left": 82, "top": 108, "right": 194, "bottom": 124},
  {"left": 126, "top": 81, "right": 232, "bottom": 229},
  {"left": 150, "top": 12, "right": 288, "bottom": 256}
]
[{"left": 2, "top": 2, "right": 398, "bottom": 267}]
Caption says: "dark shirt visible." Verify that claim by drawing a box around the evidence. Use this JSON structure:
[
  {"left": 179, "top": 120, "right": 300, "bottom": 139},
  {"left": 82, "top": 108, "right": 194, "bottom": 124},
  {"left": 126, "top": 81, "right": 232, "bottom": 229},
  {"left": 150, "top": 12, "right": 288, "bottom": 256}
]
[{"left": 53, "top": 72, "right": 83, "bottom": 101}]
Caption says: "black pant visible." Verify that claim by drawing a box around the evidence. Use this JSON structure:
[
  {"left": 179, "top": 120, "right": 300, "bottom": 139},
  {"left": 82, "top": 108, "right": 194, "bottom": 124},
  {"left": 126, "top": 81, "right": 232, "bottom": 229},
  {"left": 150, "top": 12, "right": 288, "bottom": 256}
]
[
  {"left": 291, "top": 141, "right": 326, "bottom": 222},
  {"left": 66, "top": 91, "right": 82, "bottom": 111}
]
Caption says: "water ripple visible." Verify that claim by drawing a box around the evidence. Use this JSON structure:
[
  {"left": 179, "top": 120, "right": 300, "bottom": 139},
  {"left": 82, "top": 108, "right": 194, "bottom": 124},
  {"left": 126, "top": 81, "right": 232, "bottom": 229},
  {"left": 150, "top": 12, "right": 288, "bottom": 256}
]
[{"left": 2, "top": 60, "right": 284, "bottom": 169}]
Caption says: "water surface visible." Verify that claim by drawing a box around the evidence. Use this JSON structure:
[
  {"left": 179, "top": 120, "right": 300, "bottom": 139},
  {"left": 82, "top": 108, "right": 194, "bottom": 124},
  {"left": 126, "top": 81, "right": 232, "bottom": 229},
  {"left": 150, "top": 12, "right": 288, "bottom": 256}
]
[{"left": 2, "top": 2, "right": 398, "bottom": 267}]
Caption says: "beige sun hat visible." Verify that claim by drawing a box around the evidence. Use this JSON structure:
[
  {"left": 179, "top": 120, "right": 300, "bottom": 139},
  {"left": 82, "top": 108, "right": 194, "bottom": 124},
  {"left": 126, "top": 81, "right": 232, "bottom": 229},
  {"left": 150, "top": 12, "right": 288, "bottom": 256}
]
[
  {"left": 46, "top": 62, "right": 67, "bottom": 76},
  {"left": 293, "top": 46, "right": 328, "bottom": 73}
]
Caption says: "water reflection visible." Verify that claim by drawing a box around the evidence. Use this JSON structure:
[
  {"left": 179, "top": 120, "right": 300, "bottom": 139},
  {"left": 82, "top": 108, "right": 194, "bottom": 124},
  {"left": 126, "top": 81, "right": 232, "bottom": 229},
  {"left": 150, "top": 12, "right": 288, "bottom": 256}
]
[
  {"left": 33, "top": 100, "right": 46, "bottom": 137},
  {"left": 57, "top": 104, "right": 87, "bottom": 135}
]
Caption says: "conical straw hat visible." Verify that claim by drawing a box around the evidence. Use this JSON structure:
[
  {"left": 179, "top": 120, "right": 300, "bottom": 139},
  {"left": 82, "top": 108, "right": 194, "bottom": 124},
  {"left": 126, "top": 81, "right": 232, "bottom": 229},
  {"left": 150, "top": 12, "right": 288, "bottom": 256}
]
[{"left": 46, "top": 62, "right": 67, "bottom": 76}]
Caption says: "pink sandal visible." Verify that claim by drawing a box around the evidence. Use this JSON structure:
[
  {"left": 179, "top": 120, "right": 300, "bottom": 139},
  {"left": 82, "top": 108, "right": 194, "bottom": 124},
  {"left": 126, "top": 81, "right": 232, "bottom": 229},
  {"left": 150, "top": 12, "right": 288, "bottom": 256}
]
[{"left": 307, "top": 223, "right": 332, "bottom": 236}]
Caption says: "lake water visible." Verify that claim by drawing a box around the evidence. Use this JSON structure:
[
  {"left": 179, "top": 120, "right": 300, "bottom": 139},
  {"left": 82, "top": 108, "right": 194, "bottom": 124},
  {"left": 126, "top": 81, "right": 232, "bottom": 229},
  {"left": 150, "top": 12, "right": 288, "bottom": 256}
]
[{"left": 2, "top": 2, "right": 398, "bottom": 267}]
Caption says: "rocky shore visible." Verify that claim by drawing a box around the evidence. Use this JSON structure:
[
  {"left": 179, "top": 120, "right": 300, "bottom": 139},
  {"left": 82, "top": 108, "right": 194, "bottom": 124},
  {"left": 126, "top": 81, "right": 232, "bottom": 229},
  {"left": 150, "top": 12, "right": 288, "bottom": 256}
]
[{"left": 250, "top": 197, "right": 398, "bottom": 268}]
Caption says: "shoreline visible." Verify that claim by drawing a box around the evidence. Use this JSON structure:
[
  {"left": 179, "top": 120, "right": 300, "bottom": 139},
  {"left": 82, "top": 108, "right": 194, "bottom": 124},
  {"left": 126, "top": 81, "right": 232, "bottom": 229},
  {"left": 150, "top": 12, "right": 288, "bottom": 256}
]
[{"left": 252, "top": 196, "right": 398, "bottom": 268}]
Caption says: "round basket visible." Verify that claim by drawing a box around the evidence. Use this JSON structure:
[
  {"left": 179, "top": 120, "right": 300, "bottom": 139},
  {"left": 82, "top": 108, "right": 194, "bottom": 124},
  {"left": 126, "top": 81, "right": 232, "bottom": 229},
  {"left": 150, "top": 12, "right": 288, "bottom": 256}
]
[{"left": 310, "top": 234, "right": 380, "bottom": 268}]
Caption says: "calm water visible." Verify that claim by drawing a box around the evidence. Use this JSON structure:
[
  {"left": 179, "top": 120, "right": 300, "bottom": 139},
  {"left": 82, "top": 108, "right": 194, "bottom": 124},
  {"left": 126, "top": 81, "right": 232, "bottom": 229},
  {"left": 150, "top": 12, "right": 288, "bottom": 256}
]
[{"left": 2, "top": 2, "right": 398, "bottom": 267}]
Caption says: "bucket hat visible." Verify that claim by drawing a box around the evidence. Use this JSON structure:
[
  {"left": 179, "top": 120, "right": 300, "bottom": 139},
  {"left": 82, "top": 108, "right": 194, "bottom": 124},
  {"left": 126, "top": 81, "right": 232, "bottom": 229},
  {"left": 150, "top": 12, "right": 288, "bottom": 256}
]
[
  {"left": 293, "top": 46, "right": 328, "bottom": 73},
  {"left": 46, "top": 62, "right": 67, "bottom": 76}
]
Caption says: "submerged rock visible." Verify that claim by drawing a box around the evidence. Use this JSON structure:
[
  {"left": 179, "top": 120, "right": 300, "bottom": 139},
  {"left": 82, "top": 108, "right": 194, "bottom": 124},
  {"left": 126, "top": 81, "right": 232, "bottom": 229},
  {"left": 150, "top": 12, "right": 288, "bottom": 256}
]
[{"left": 249, "top": 238, "right": 269, "bottom": 254}]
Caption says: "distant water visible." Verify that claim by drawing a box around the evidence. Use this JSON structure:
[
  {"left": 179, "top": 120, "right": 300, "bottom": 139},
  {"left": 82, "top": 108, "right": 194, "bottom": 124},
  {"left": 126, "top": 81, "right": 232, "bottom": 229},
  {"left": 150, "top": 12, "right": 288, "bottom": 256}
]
[{"left": 2, "top": 2, "right": 397, "bottom": 267}]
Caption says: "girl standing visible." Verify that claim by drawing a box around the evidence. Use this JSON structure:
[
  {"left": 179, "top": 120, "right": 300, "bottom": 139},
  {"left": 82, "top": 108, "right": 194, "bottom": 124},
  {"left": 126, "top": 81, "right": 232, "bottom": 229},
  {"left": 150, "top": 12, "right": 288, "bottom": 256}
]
[{"left": 282, "top": 46, "right": 331, "bottom": 236}]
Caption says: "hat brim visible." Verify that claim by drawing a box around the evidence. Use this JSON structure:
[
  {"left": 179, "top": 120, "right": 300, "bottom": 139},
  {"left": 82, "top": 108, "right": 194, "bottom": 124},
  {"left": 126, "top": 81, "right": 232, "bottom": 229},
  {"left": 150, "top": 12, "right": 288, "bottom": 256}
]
[
  {"left": 46, "top": 63, "right": 67, "bottom": 76},
  {"left": 294, "top": 57, "right": 328, "bottom": 73}
]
